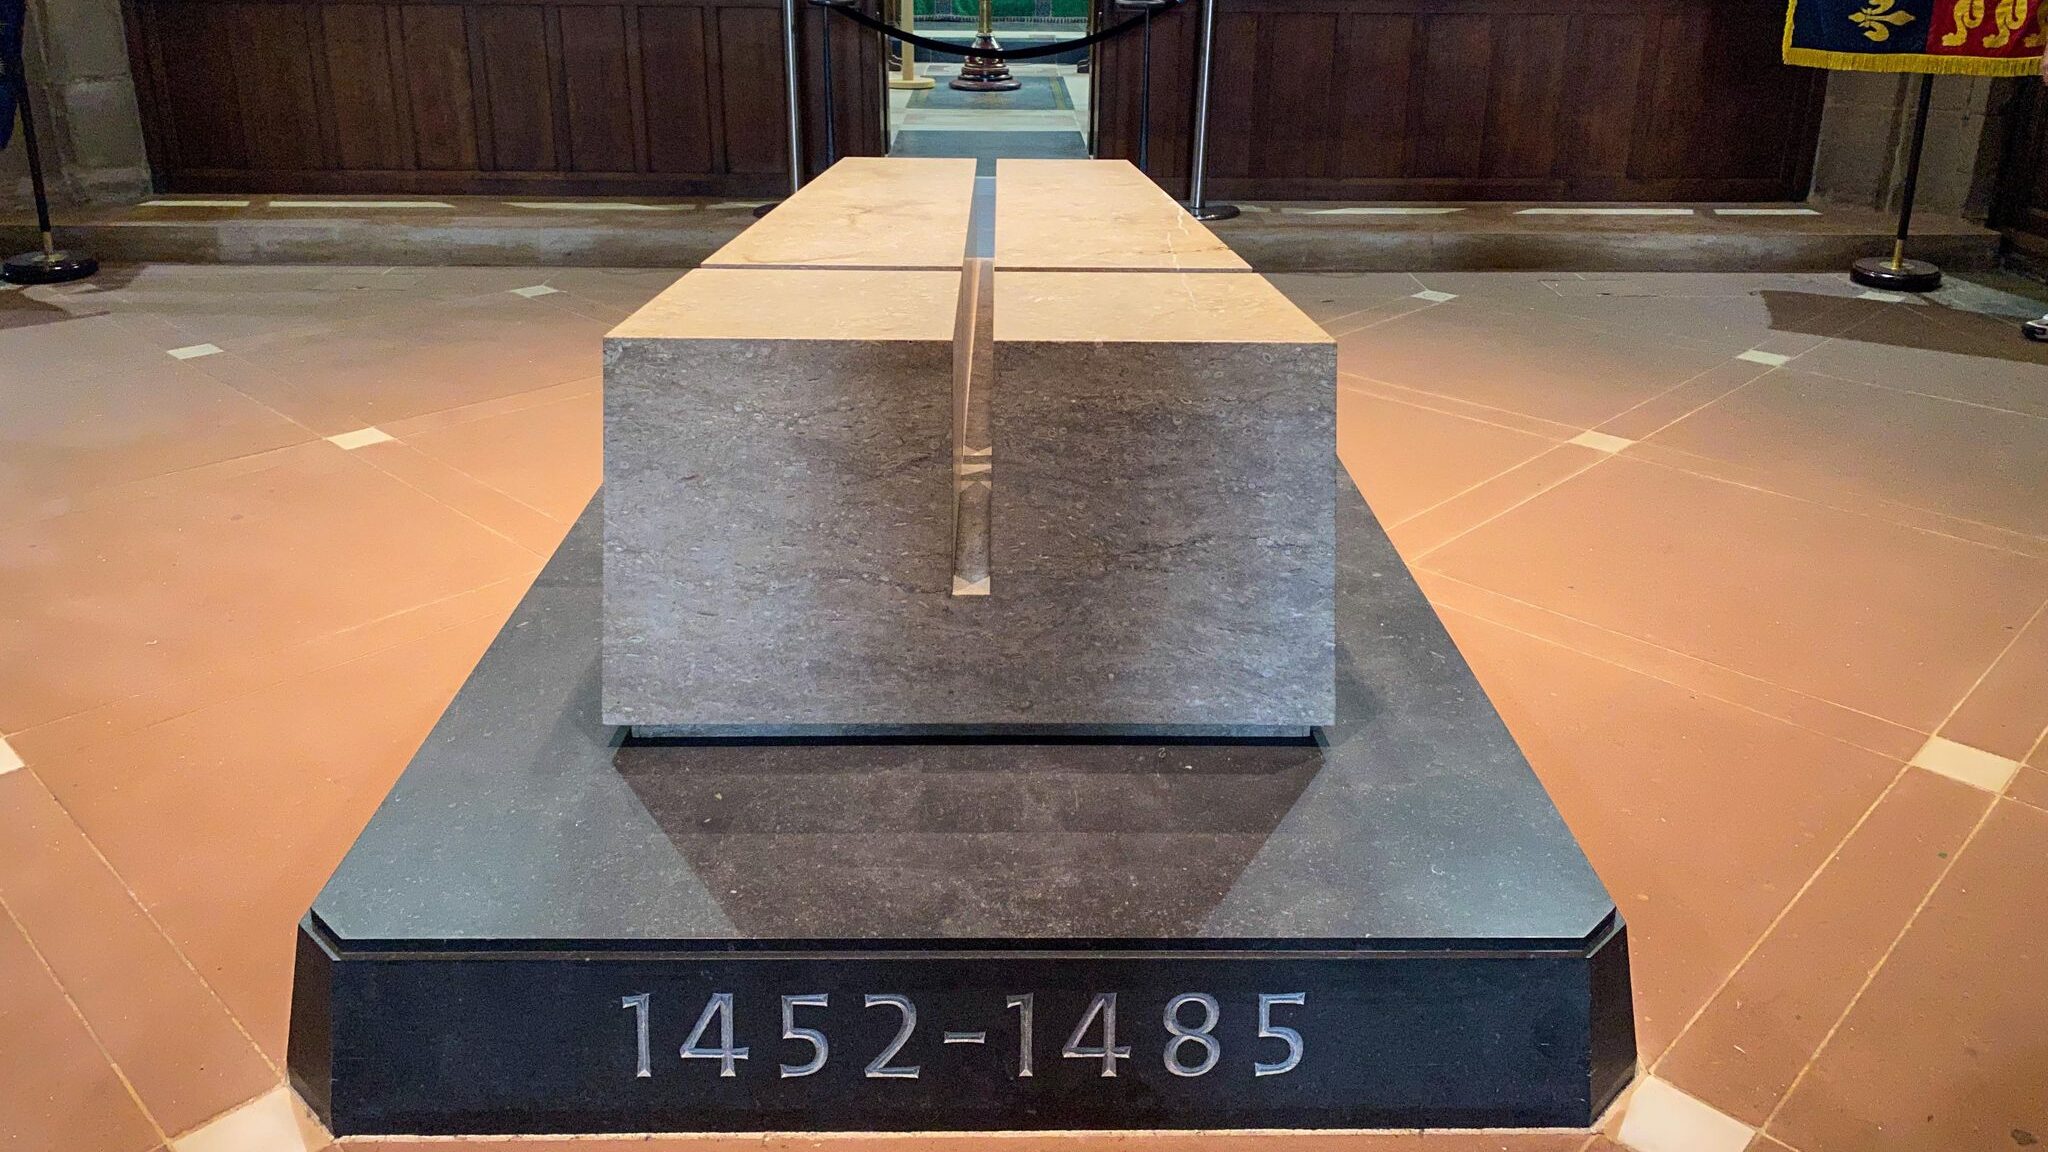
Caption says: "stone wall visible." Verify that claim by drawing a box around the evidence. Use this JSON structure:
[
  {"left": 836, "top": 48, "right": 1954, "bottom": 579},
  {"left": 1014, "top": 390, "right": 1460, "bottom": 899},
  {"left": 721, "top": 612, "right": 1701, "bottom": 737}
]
[
  {"left": 1809, "top": 71, "right": 2016, "bottom": 220},
  {"left": 2, "top": 0, "right": 151, "bottom": 207}
]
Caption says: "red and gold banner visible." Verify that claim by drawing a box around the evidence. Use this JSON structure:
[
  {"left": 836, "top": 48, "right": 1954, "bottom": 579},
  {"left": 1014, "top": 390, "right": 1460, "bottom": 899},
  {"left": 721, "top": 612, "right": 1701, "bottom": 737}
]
[{"left": 1784, "top": 0, "right": 2047, "bottom": 74}]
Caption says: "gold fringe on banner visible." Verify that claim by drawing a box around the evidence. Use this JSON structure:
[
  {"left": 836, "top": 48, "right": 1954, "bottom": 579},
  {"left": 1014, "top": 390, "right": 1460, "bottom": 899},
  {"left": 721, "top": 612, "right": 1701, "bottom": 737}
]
[{"left": 1783, "top": 0, "right": 2047, "bottom": 75}]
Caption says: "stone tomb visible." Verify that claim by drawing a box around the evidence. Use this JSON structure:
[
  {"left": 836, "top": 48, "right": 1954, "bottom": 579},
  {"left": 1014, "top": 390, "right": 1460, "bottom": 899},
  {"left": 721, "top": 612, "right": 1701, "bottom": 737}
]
[
  {"left": 290, "top": 163, "right": 1634, "bottom": 1139},
  {"left": 602, "top": 157, "right": 1335, "bottom": 731}
]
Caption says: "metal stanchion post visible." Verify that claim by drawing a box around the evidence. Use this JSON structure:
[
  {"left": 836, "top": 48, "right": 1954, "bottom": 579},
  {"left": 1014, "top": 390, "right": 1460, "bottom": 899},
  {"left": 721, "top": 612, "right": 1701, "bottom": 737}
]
[
  {"left": 887, "top": 0, "right": 935, "bottom": 90},
  {"left": 1119, "top": 0, "right": 1157, "bottom": 173},
  {"left": 755, "top": 0, "right": 808, "bottom": 218},
  {"left": 1849, "top": 72, "right": 1939, "bottom": 293},
  {"left": 1182, "top": 0, "right": 1235, "bottom": 221},
  {"left": 953, "top": 0, "right": 1020, "bottom": 91},
  {"left": 2, "top": 29, "right": 97, "bottom": 283},
  {"left": 820, "top": 0, "right": 838, "bottom": 166}
]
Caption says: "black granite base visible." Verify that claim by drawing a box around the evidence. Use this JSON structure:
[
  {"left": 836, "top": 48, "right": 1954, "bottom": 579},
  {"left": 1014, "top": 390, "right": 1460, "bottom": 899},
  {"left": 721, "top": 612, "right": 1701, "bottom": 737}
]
[{"left": 288, "top": 472, "right": 1635, "bottom": 1136}]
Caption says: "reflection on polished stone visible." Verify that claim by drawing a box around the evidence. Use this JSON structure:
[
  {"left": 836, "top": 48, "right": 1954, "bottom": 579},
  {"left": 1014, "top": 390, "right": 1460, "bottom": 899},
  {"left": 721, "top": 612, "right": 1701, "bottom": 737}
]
[{"left": 619, "top": 735, "right": 1323, "bottom": 940}]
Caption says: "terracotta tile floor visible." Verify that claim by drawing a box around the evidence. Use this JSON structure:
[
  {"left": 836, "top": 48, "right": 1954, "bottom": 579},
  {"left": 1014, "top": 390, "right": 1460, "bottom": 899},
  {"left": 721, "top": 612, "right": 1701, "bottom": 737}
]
[{"left": 2, "top": 266, "right": 2046, "bottom": 1152}]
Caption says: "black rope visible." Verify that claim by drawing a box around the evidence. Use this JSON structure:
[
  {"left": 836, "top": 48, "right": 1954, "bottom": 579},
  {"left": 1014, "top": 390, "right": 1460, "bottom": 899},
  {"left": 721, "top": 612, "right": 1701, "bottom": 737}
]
[{"left": 811, "top": 0, "right": 1183, "bottom": 61}]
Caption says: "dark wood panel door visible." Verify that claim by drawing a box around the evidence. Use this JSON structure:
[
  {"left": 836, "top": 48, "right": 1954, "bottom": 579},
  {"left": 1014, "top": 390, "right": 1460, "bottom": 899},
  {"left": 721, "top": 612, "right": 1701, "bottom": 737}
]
[
  {"left": 124, "top": 0, "right": 885, "bottom": 196},
  {"left": 1994, "top": 80, "right": 2048, "bottom": 256},
  {"left": 1092, "top": 0, "right": 1825, "bottom": 202}
]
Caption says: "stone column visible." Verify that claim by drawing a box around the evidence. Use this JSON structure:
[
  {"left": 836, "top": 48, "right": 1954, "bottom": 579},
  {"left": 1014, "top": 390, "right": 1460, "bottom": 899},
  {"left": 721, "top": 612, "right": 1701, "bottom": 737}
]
[
  {"left": 2, "top": 0, "right": 151, "bottom": 207},
  {"left": 1809, "top": 71, "right": 2013, "bottom": 220}
]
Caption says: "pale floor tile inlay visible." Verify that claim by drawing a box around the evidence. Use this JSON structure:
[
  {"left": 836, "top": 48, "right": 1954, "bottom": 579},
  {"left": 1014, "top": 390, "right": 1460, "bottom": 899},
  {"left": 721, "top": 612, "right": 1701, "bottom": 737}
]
[
  {"left": 1412, "top": 289, "right": 1458, "bottom": 303},
  {"left": 1910, "top": 735, "right": 2022, "bottom": 793},
  {"left": 1516, "top": 207, "right": 1697, "bottom": 216},
  {"left": 1714, "top": 207, "right": 1822, "bottom": 216},
  {"left": 169, "top": 1085, "right": 329, "bottom": 1152},
  {"left": 0, "top": 734, "right": 22, "bottom": 776},
  {"left": 1293, "top": 206, "right": 1467, "bottom": 216},
  {"left": 511, "top": 284, "right": 562, "bottom": 298},
  {"left": 1616, "top": 1076, "right": 1755, "bottom": 1152},
  {"left": 505, "top": 202, "right": 694, "bottom": 212},
  {"left": 141, "top": 199, "right": 253, "bottom": 208},
  {"left": 167, "top": 343, "right": 223, "bottom": 360},
  {"left": 1858, "top": 290, "right": 1908, "bottom": 303},
  {"left": 268, "top": 199, "right": 454, "bottom": 209},
  {"left": 1570, "top": 430, "right": 1636, "bottom": 454},
  {"left": 326, "top": 427, "right": 396, "bottom": 451},
  {"left": 1736, "top": 349, "right": 1792, "bottom": 367}
]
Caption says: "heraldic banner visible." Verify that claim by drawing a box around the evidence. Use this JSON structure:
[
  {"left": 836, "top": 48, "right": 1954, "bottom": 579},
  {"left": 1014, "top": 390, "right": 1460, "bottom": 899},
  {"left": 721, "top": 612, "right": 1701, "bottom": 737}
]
[{"left": 1785, "top": 0, "right": 2047, "bottom": 74}]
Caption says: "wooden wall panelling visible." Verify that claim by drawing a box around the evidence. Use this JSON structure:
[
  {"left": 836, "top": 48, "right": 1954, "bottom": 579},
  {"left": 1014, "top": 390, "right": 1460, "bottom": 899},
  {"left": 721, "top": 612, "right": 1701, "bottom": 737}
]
[
  {"left": 640, "top": 5, "right": 719, "bottom": 173},
  {"left": 125, "top": 0, "right": 880, "bottom": 195},
  {"left": 557, "top": 5, "right": 638, "bottom": 172},
  {"left": 400, "top": 5, "right": 482, "bottom": 172},
  {"left": 714, "top": 3, "right": 790, "bottom": 175},
  {"left": 1091, "top": 0, "right": 1826, "bottom": 202},
  {"left": 322, "top": 4, "right": 412, "bottom": 171}
]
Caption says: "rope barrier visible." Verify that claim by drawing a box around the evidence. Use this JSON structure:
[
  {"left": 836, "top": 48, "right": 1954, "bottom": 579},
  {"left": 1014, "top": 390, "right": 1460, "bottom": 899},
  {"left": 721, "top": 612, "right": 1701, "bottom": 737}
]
[{"left": 810, "top": 0, "right": 1184, "bottom": 61}]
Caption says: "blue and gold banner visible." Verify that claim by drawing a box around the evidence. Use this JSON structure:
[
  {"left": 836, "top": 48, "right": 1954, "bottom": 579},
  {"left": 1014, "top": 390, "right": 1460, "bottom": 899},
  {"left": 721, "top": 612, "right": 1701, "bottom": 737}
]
[
  {"left": 1785, "top": 0, "right": 2047, "bottom": 74},
  {"left": 1, "top": 0, "right": 23, "bottom": 149}
]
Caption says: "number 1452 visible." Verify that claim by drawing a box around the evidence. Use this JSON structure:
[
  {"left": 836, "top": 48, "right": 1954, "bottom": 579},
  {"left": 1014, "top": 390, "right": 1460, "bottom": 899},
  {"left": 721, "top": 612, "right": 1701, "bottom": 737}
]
[{"left": 619, "top": 991, "right": 1307, "bottom": 1081}]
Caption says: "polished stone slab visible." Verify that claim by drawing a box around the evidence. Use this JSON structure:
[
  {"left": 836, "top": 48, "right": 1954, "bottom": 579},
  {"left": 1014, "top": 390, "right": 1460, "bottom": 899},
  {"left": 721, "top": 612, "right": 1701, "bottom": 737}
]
[
  {"left": 991, "top": 270, "right": 1338, "bottom": 728},
  {"left": 601, "top": 267, "right": 964, "bottom": 728},
  {"left": 994, "top": 158, "right": 1250, "bottom": 271},
  {"left": 700, "top": 156, "right": 977, "bottom": 269},
  {"left": 289, "top": 479, "right": 1636, "bottom": 1134},
  {"left": 604, "top": 164, "right": 1336, "bottom": 730}
]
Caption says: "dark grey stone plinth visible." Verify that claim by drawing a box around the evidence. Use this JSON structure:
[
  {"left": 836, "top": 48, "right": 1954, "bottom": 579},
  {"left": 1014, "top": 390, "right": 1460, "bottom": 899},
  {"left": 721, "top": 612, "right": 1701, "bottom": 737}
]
[{"left": 289, "top": 475, "right": 1635, "bottom": 1136}]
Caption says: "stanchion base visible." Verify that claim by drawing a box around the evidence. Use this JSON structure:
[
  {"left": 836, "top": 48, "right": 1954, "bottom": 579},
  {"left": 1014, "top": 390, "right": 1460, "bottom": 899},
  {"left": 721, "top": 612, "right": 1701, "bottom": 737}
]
[
  {"left": 1850, "top": 256, "right": 1941, "bottom": 293},
  {"left": 888, "top": 76, "right": 937, "bottom": 90},
  {"left": 2022, "top": 316, "right": 2048, "bottom": 343},
  {"left": 951, "top": 34, "right": 1021, "bottom": 90},
  {"left": 2, "top": 249, "right": 98, "bottom": 285},
  {"left": 1187, "top": 202, "right": 1240, "bottom": 222}
]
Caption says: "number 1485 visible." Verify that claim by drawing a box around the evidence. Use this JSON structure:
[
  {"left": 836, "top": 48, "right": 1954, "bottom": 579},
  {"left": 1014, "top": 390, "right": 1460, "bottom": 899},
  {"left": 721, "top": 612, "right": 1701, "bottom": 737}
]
[{"left": 619, "top": 991, "right": 1307, "bottom": 1081}]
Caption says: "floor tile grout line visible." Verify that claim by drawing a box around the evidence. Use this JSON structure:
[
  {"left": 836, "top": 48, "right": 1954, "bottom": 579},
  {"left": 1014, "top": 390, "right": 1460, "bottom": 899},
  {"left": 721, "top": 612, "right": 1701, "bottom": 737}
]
[
  {"left": 1934, "top": 592, "right": 2048, "bottom": 793},
  {"left": 0, "top": 892, "right": 174, "bottom": 1148},
  {"left": 0, "top": 438, "right": 330, "bottom": 534},
  {"left": 1616, "top": 360, "right": 1778, "bottom": 445},
  {"left": 1622, "top": 447, "right": 2048, "bottom": 561},
  {"left": 1788, "top": 360, "right": 2048, "bottom": 423},
  {"left": 1, "top": 570, "right": 539, "bottom": 744},
  {"left": 344, "top": 446, "right": 566, "bottom": 561},
  {"left": 1336, "top": 372, "right": 1579, "bottom": 442},
  {"left": 1335, "top": 368, "right": 1586, "bottom": 437},
  {"left": 1757, "top": 796, "right": 2000, "bottom": 1139},
  {"left": 375, "top": 376, "right": 604, "bottom": 442},
  {"left": 1588, "top": 350, "right": 1774, "bottom": 440},
  {"left": 1406, "top": 448, "right": 1611, "bottom": 564},
  {"left": 15, "top": 766, "right": 284, "bottom": 1080},
  {"left": 1380, "top": 446, "right": 1582, "bottom": 535},
  {"left": 1420, "top": 574, "right": 1929, "bottom": 758},
  {"left": 1628, "top": 438, "right": 2048, "bottom": 556},
  {"left": 1647, "top": 762, "right": 1909, "bottom": 1084},
  {"left": 370, "top": 433, "right": 587, "bottom": 529}
]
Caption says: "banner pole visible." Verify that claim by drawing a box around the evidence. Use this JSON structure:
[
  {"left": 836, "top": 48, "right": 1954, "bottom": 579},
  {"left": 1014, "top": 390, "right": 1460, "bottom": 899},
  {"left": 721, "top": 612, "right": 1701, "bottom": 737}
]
[
  {"left": 1183, "top": 0, "right": 1235, "bottom": 221},
  {"left": 1850, "top": 72, "right": 1940, "bottom": 293},
  {"left": 755, "top": 0, "right": 806, "bottom": 217},
  {"left": 2, "top": 51, "right": 97, "bottom": 284}
]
